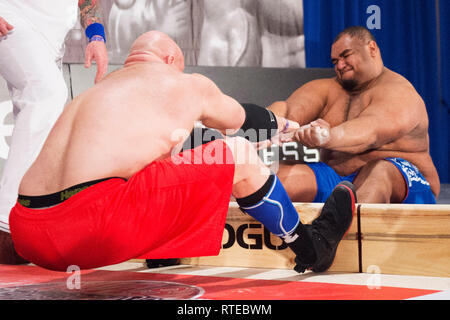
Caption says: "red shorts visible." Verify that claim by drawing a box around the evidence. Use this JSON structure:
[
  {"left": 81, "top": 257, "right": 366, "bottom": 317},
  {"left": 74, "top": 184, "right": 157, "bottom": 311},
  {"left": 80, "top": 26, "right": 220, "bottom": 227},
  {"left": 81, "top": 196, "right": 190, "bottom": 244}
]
[{"left": 10, "top": 140, "right": 235, "bottom": 271}]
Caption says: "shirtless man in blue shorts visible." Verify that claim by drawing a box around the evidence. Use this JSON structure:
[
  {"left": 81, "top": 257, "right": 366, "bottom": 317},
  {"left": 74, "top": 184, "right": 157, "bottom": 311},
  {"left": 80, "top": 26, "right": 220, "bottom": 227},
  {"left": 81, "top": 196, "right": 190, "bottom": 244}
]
[{"left": 269, "top": 26, "right": 439, "bottom": 204}]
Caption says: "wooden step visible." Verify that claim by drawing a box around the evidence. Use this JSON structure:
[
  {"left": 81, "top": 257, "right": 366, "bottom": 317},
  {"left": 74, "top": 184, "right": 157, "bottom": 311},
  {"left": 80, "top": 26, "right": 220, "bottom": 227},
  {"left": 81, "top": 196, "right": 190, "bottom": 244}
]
[
  {"left": 359, "top": 204, "right": 450, "bottom": 277},
  {"left": 181, "top": 203, "right": 450, "bottom": 277},
  {"left": 182, "top": 203, "right": 359, "bottom": 273}
]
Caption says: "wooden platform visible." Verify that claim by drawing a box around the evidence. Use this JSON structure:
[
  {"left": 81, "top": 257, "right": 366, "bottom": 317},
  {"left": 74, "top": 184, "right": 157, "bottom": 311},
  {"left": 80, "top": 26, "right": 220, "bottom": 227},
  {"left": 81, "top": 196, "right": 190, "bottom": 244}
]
[{"left": 181, "top": 203, "right": 450, "bottom": 277}]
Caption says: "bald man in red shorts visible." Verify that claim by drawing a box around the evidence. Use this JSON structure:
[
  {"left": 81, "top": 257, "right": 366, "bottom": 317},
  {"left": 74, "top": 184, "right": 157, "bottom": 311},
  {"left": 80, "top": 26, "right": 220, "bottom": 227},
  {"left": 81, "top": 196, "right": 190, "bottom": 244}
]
[{"left": 8, "top": 31, "right": 356, "bottom": 274}]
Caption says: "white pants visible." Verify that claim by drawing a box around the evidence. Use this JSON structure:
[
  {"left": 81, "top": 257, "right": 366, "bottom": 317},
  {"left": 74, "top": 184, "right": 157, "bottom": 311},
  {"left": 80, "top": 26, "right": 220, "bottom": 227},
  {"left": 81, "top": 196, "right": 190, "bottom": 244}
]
[{"left": 0, "top": 10, "right": 69, "bottom": 232}]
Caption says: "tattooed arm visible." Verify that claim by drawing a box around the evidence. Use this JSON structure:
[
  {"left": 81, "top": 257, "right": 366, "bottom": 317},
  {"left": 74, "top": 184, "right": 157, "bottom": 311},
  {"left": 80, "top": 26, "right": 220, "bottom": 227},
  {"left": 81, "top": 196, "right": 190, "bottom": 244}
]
[
  {"left": 78, "top": 0, "right": 103, "bottom": 28},
  {"left": 78, "top": 0, "right": 108, "bottom": 83}
]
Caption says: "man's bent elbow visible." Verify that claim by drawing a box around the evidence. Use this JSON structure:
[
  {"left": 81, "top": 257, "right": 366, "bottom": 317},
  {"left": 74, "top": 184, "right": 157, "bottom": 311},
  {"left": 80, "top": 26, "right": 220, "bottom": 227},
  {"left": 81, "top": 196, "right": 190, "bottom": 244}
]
[{"left": 268, "top": 101, "right": 288, "bottom": 117}]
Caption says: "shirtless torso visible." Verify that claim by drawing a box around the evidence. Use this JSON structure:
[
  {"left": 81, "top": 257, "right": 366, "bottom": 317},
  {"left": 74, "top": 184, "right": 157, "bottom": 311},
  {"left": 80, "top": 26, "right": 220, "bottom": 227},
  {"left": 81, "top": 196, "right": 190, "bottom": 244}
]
[
  {"left": 269, "top": 29, "right": 439, "bottom": 201},
  {"left": 292, "top": 69, "right": 438, "bottom": 195},
  {"left": 19, "top": 49, "right": 245, "bottom": 196},
  {"left": 7, "top": 31, "right": 304, "bottom": 269}
]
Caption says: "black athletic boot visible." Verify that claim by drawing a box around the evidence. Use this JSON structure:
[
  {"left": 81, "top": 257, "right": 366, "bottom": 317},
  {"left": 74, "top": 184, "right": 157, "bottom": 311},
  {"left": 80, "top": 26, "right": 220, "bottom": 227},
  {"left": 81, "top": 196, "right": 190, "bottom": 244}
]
[
  {"left": 146, "top": 259, "right": 180, "bottom": 269},
  {"left": 291, "top": 181, "right": 357, "bottom": 273}
]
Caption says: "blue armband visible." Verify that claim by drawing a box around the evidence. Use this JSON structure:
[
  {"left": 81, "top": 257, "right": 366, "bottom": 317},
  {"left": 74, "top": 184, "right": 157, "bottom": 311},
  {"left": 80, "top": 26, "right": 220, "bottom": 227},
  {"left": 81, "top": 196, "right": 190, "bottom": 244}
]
[{"left": 85, "top": 23, "right": 106, "bottom": 42}]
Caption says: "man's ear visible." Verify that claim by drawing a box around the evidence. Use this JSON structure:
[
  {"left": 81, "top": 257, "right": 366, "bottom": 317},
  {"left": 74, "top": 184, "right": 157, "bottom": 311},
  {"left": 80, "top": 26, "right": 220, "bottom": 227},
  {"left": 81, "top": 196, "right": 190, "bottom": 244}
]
[
  {"left": 165, "top": 55, "right": 175, "bottom": 65},
  {"left": 368, "top": 40, "right": 378, "bottom": 57}
]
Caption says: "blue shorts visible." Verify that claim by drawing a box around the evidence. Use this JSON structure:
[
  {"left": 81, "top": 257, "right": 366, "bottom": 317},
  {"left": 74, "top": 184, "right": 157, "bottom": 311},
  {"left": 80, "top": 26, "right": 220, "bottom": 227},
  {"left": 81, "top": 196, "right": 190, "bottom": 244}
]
[{"left": 307, "top": 158, "right": 436, "bottom": 204}]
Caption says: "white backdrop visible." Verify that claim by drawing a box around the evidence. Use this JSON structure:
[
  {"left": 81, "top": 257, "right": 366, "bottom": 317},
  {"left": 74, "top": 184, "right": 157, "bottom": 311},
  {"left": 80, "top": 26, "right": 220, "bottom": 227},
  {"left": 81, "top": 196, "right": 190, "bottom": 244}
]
[
  {"left": 0, "top": 0, "right": 305, "bottom": 177},
  {"left": 63, "top": 0, "right": 305, "bottom": 67}
]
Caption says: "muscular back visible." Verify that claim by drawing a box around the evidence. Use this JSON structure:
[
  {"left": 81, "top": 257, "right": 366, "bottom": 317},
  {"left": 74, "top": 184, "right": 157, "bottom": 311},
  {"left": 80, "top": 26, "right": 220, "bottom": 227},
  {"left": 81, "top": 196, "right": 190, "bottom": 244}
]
[{"left": 19, "top": 62, "right": 244, "bottom": 196}]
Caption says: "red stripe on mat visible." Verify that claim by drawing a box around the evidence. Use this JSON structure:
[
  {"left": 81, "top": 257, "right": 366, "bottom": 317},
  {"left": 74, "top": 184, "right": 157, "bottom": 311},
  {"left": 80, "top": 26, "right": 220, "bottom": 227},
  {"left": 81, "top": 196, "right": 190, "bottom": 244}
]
[{"left": 0, "top": 265, "right": 439, "bottom": 300}]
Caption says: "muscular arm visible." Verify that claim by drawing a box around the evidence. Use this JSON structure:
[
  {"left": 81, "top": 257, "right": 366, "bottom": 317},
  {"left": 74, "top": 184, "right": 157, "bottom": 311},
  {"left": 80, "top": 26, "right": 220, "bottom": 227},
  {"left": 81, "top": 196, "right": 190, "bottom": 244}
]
[
  {"left": 192, "top": 73, "right": 246, "bottom": 133},
  {"left": 324, "top": 85, "right": 422, "bottom": 154},
  {"left": 268, "top": 79, "right": 329, "bottom": 125},
  {"left": 191, "top": 74, "right": 298, "bottom": 139},
  {"left": 78, "top": 0, "right": 108, "bottom": 83},
  {"left": 78, "top": 0, "right": 103, "bottom": 28}
]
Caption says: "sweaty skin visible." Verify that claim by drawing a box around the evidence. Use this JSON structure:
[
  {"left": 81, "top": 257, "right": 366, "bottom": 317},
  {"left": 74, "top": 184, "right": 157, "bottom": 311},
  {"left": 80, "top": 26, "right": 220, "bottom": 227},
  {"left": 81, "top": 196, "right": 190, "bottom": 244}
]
[{"left": 269, "top": 33, "right": 440, "bottom": 200}]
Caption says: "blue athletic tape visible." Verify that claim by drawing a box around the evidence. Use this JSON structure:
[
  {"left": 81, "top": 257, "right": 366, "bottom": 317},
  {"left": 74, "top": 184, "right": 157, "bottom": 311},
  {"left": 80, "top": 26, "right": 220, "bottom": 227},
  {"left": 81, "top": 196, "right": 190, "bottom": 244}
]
[{"left": 85, "top": 23, "right": 106, "bottom": 42}]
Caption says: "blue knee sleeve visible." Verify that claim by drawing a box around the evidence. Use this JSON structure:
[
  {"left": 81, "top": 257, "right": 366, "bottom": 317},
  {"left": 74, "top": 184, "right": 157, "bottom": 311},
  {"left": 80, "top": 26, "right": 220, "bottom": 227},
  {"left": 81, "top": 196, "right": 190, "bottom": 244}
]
[{"left": 237, "top": 175, "right": 299, "bottom": 237}]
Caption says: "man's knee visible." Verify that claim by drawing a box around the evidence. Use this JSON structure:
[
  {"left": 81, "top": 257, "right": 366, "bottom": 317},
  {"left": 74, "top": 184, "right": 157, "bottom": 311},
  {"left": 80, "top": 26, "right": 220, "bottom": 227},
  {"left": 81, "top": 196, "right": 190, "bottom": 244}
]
[
  {"left": 354, "top": 159, "right": 405, "bottom": 203},
  {"left": 22, "top": 71, "right": 68, "bottom": 106},
  {"left": 224, "top": 136, "right": 262, "bottom": 168},
  {"left": 15, "top": 76, "right": 68, "bottom": 124},
  {"left": 276, "top": 164, "right": 317, "bottom": 202},
  {"left": 225, "top": 137, "right": 270, "bottom": 196}
]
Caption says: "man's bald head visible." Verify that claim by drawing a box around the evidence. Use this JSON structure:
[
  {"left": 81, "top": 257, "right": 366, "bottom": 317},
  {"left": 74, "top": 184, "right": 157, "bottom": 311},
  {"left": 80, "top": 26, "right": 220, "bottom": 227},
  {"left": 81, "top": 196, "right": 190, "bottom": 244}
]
[{"left": 127, "top": 31, "right": 185, "bottom": 71}]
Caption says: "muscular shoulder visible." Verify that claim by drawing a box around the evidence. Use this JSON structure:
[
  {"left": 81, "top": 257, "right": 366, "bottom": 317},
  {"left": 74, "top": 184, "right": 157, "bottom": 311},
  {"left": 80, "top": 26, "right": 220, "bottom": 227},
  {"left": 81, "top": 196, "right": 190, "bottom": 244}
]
[
  {"left": 370, "top": 70, "right": 425, "bottom": 111},
  {"left": 281, "top": 77, "right": 337, "bottom": 124},
  {"left": 297, "top": 77, "right": 336, "bottom": 93},
  {"left": 363, "top": 70, "right": 428, "bottom": 133},
  {"left": 287, "top": 78, "right": 336, "bottom": 103},
  {"left": 186, "top": 73, "right": 224, "bottom": 98},
  {"left": 187, "top": 73, "right": 212, "bottom": 87}
]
